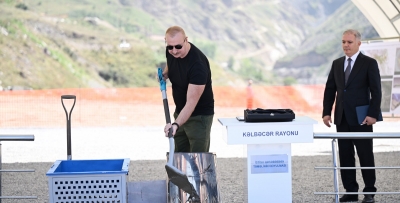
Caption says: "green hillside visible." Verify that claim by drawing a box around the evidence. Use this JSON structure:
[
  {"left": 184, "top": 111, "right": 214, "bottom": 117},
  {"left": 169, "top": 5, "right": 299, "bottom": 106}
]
[
  {"left": 0, "top": 0, "right": 376, "bottom": 89},
  {"left": 0, "top": 0, "right": 245, "bottom": 89},
  {"left": 273, "top": 1, "right": 380, "bottom": 84}
]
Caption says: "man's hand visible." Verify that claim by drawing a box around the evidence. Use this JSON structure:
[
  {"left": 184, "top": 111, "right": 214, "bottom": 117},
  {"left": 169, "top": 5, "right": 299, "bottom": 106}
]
[
  {"left": 323, "top": 115, "right": 332, "bottom": 127},
  {"left": 362, "top": 116, "right": 377, "bottom": 125},
  {"left": 164, "top": 123, "right": 178, "bottom": 137},
  {"left": 156, "top": 65, "right": 169, "bottom": 82},
  {"left": 162, "top": 72, "right": 168, "bottom": 80},
  {"left": 162, "top": 65, "right": 169, "bottom": 80},
  {"left": 156, "top": 72, "right": 169, "bottom": 82}
]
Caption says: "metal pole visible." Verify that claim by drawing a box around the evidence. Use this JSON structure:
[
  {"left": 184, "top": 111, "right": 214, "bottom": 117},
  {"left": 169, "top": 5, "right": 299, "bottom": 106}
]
[
  {"left": 0, "top": 135, "right": 36, "bottom": 201},
  {"left": 0, "top": 142, "right": 2, "bottom": 203},
  {"left": 0, "top": 170, "right": 35, "bottom": 172},
  {"left": 316, "top": 166, "right": 400, "bottom": 169},
  {"left": 0, "top": 135, "right": 34, "bottom": 141},
  {"left": 314, "top": 132, "right": 400, "bottom": 199},
  {"left": 0, "top": 196, "right": 37, "bottom": 199},
  {"left": 332, "top": 139, "right": 339, "bottom": 203},
  {"left": 314, "top": 132, "right": 400, "bottom": 139},
  {"left": 316, "top": 191, "right": 400, "bottom": 195}
]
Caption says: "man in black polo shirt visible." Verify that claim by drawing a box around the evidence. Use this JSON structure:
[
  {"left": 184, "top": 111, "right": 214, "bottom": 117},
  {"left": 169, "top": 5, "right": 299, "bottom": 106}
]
[{"left": 162, "top": 25, "right": 214, "bottom": 152}]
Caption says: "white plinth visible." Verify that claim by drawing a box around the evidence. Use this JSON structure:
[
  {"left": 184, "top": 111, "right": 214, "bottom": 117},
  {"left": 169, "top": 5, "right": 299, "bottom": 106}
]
[{"left": 218, "top": 116, "right": 317, "bottom": 203}]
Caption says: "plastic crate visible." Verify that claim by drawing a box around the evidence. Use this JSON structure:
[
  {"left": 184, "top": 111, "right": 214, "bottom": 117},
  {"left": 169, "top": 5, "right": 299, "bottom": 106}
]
[{"left": 46, "top": 159, "right": 130, "bottom": 203}]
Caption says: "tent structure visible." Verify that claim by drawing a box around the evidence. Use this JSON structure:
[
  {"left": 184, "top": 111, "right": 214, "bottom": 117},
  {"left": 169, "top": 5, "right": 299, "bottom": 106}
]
[{"left": 353, "top": 0, "right": 400, "bottom": 39}]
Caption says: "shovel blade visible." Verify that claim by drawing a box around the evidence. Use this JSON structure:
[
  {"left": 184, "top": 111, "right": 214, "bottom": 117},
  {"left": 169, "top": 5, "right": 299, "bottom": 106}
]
[{"left": 165, "top": 164, "right": 198, "bottom": 196}]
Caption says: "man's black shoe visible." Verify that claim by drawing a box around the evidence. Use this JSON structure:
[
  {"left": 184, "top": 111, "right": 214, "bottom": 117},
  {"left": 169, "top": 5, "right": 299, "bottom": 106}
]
[
  {"left": 362, "top": 195, "right": 375, "bottom": 203},
  {"left": 339, "top": 194, "right": 358, "bottom": 202}
]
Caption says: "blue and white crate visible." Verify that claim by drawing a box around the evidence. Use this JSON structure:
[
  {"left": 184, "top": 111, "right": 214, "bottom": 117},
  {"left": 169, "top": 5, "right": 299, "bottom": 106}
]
[{"left": 46, "top": 158, "right": 130, "bottom": 203}]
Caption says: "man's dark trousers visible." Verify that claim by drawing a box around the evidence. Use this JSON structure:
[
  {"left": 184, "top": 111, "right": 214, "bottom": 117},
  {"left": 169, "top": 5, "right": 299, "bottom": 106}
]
[{"left": 336, "top": 113, "right": 377, "bottom": 195}]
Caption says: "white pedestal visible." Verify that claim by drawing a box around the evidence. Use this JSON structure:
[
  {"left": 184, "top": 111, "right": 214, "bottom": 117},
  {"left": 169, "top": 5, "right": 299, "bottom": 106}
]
[{"left": 218, "top": 116, "right": 317, "bottom": 203}]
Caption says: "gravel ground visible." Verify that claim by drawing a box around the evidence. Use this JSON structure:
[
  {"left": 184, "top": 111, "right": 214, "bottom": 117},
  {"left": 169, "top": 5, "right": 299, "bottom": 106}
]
[{"left": 1, "top": 152, "right": 400, "bottom": 203}]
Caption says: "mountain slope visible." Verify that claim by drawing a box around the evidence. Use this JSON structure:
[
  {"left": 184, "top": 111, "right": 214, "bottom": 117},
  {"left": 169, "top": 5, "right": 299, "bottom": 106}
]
[
  {"left": 273, "top": 0, "right": 379, "bottom": 84},
  {"left": 0, "top": 0, "right": 375, "bottom": 89}
]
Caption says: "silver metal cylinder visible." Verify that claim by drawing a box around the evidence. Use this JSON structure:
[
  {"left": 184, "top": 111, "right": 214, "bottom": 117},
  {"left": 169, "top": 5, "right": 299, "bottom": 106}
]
[{"left": 167, "top": 152, "right": 220, "bottom": 203}]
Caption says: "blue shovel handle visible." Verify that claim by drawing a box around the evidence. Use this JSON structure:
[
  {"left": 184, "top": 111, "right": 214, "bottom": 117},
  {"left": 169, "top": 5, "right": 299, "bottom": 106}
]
[
  {"left": 158, "top": 68, "right": 173, "bottom": 138},
  {"left": 158, "top": 68, "right": 166, "bottom": 91}
]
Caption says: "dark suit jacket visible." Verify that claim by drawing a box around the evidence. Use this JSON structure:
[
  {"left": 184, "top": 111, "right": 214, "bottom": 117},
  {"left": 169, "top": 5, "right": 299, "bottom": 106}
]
[{"left": 323, "top": 52, "right": 382, "bottom": 126}]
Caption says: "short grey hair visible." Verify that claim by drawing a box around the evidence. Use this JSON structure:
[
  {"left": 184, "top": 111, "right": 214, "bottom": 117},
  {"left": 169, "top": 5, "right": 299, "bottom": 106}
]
[{"left": 343, "top": 29, "right": 361, "bottom": 40}]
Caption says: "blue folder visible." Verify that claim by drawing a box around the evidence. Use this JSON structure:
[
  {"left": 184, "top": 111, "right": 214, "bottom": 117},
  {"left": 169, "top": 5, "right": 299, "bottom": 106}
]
[{"left": 356, "top": 105, "right": 383, "bottom": 125}]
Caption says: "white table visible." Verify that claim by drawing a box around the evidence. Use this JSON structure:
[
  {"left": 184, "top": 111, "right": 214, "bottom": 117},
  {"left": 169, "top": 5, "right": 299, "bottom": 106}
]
[{"left": 218, "top": 116, "right": 317, "bottom": 203}]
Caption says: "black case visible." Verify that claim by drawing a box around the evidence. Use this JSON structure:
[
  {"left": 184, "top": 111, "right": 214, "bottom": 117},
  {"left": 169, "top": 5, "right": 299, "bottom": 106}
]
[{"left": 244, "top": 108, "right": 295, "bottom": 122}]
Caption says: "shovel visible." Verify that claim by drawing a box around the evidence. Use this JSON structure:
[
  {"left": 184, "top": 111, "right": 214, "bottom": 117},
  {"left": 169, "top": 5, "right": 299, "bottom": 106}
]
[
  {"left": 61, "top": 95, "right": 76, "bottom": 160},
  {"left": 157, "top": 68, "right": 199, "bottom": 198}
]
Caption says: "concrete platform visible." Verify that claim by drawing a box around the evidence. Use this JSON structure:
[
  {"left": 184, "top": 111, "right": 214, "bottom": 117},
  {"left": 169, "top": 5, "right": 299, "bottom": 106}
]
[{"left": 128, "top": 180, "right": 167, "bottom": 203}]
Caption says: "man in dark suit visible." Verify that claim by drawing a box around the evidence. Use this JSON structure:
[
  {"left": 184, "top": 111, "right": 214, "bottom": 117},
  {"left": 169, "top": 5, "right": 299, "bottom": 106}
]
[{"left": 322, "top": 29, "right": 382, "bottom": 203}]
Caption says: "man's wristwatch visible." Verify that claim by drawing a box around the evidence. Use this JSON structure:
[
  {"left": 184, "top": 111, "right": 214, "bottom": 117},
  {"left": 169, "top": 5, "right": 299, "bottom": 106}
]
[{"left": 172, "top": 122, "right": 180, "bottom": 131}]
